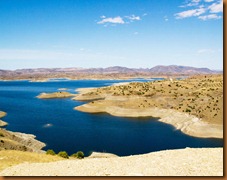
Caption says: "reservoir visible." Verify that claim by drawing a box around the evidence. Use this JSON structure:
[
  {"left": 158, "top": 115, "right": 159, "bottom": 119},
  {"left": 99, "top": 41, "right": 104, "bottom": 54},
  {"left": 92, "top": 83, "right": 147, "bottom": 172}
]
[{"left": 0, "top": 79, "right": 223, "bottom": 156}]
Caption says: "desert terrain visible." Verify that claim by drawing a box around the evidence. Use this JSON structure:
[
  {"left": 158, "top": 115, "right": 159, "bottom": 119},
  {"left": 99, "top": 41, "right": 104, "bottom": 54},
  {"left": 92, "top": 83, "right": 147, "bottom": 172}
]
[
  {"left": 0, "top": 111, "right": 45, "bottom": 152},
  {"left": 0, "top": 65, "right": 221, "bottom": 82},
  {"left": 0, "top": 111, "right": 7, "bottom": 127},
  {"left": 0, "top": 73, "right": 223, "bottom": 176},
  {"left": 0, "top": 148, "right": 223, "bottom": 176},
  {"left": 74, "top": 74, "right": 223, "bottom": 138}
]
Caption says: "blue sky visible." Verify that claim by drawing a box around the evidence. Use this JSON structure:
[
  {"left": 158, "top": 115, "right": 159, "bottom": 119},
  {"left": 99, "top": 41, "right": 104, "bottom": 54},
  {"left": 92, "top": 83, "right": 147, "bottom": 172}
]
[{"left": 0, "top": 0, "right": 223, "bottom": 70}]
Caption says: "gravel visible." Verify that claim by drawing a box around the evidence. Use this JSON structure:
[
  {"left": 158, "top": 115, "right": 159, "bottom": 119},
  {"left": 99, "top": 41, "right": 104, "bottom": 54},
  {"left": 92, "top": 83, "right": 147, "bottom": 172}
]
[{"left": 0, "top": 148, "right": 223, "bottom": 176}]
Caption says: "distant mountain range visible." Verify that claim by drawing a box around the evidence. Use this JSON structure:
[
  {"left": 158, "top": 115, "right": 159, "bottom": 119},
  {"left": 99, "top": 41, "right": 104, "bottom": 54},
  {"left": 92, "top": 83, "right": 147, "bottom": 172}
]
[
  {"left": 1, "top": 65, "right": 222, "bottom": 74},
  {"left": 149, "top": 65, "right": 220, "bottom": 74},
  {"left": 0, "top": 65, "right": 222, "bottom": 80}
]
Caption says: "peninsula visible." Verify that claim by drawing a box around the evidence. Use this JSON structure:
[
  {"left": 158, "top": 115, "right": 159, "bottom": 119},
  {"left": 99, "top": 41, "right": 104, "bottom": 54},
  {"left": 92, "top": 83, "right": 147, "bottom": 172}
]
[
  {"left": 0, "top": 111, "right": 8, "bottom": 127},
  {"left": 0, "top": 111, "right": 45, "bottom": 152},
  {"left": 74, "top": 74, "right": 223, "bottom": 138},
  {"left": 0, "top": 74, "right": 223, "bottom": 176}
]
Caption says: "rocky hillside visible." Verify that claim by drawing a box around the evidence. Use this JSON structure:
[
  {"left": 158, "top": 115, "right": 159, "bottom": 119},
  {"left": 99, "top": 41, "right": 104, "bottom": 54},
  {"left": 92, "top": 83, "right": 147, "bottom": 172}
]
[
  {"left": 0, "top": 65, "right": 222, "bottom": 81},
  {"left": 149, "top": 65, "right": 216, "bottom": 74},
  {"left": 0, "top": 112, "right": 45, "bottom": 152}
]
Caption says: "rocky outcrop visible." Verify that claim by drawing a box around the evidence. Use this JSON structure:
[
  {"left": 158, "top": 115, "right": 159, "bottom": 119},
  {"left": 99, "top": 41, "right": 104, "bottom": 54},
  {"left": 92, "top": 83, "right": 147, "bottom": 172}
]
[
  {"left": 0, "top": 128, "right": 45, "bottom": 153},
  {"left": 0, "top": 111, "right": 7, "bottom": 127},
  {"left": 0, "top": 111, "right": 45, "bottom": 153}
]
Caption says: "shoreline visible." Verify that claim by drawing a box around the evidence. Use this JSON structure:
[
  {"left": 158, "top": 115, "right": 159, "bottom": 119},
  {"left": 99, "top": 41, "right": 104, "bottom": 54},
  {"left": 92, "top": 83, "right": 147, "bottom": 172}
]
[
  {"left": 75, "top": 103, "right": 223, "bottom": 138},
  {"left": 0, "top": 111, "right": 46, "bottom": 152},
  {"left": 37, "top": 92, "right": 76, "bottom": 99},
  {"left": 0, "top": 111, "right": 8, "bottom": 127},
  {"left": 74, "top": 75, "right": 223, "bottom": 139},
  {"left": 0, "top": 76, "right": 171, "bottom": 82}
]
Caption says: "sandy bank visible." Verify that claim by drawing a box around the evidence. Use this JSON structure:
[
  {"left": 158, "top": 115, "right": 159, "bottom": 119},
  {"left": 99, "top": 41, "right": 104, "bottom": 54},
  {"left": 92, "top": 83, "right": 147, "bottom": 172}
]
[
  {"left": 9, "top": 131, "right": 46, "bottom": 152},
  {"left": 37, "top": 92, "right": 76, "bottom": 99},
  {"left": 0, "top": 120, "right": 8, "bottom": 127},
  {"left": 0, "top": 111, "right": 7, "bottom": 127},
  {"left": 0, "top": 148, "right": 223, "bottom": 176},
  {"left": 0, "top": 128, "right": 45, "bottom": 152},
  {"left": 74, "top": 75, "right": 223, "bottom": 138},
  {"left": 0, "top": 111, "right": 45, "bottom": 152},
  {"left": 29, "top": 79, "right": 49, "bottom": 82},
  {"left": 0, "top": 111, "right": 6, "bottom": 118},
  {"left": 75, "top": 103, "right": 222, "bottom": 138},
  {"left": 88, "top": 152, "right": 118, "bottom": 158},
  {"left": 75, "top": 87, "right": 96, "bottom": 94}
]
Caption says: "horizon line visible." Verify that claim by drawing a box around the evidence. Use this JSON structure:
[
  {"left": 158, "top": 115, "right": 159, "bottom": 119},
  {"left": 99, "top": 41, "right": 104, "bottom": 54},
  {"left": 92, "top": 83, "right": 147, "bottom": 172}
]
[{"left": 0, "top": 65, "right": 223, "bottom": 71}]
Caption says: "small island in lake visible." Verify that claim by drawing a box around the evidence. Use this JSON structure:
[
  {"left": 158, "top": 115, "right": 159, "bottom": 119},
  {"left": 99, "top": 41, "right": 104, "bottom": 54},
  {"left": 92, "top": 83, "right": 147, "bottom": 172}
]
[
  {"left": 37, "top": 92, "right": 76, "bottom": 99},
  {"left": 0, "top": 111, "right": 8, "bottom": 127}
]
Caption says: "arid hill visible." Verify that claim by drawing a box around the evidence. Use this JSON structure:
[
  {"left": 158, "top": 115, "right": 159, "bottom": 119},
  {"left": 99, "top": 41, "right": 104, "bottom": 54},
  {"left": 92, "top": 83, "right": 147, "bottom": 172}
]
[
  {"left": 74, "top": 74, "right": 223, "bottom": 138},
  {"left": 0, "top": 111, "right": 45, "bottom": 152},
  {"left": 75, "top": 74, "right": 223, "bottom": 125},
  {"left": 0, "top": 65, "right": 222, "bottom": 81}
]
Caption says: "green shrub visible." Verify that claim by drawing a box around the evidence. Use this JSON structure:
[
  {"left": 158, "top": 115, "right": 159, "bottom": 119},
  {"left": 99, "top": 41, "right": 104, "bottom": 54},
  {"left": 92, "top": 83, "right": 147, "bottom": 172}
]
[
  {"left": 185, "top": 108, "right": 191, "bottom": 112},
  {"left": 0, "top": 133, "right": 4, "bottom": 137},
  {"left": 71, "top": 151, "right": 85, "bottom": 159},
  {"left": 58, "top": 151, "right": 69, "bottom": 159},
  {"left": 46, "top": 149, "right": 56, "bottom": 155}
]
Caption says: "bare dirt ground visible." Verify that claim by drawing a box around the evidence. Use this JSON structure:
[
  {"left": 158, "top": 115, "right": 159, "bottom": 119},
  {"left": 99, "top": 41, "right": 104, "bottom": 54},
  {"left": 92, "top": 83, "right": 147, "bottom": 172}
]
[
  {"left": 0, "top": 111, "right": 46, "bottom": 152},
  {"left": 0, "top": 148, "right": 223, "bottom": 176},
  {"left": 74, "top": 74, "right": 223, "bottom": 138},
  {"left": 0, "top": 74, "right": 223, "bottom": 176},
  {"left": 0, "top": 150, "right": 63, "bottom": 172}
]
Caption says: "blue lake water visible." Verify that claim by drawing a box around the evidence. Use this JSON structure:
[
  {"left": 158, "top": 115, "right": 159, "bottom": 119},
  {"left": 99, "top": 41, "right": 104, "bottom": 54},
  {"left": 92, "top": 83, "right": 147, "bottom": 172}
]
[{"left": 0, "top": 79, "right": 223, "bottom": 156}]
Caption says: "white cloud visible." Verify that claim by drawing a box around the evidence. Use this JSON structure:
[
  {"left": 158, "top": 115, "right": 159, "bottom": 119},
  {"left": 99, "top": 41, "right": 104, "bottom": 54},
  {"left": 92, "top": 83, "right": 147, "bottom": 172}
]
[
  {"left": 97, "top": 14, "right": 141, "bottom": 26},
  {"left": 179, "top": 0, "right": 201, "bottom": 7},
  {"left": 164, "top": 16, "right": 169, "bottom": 21},
  {"left": 198, "top": 14, "right": 222, "bottom": 20},
  {"left": 176, "top": 0, "right": 222, "bottom": 20},
  {"left": 194, "top": 8, "right": 206, "bottom": 15},
  {"left": 175, "top": 9, "right": 197, "bottom": 18},
  {"left": 179, "top": 3, "right": 195, "bottom": 8},
  {"left": 97, "top": 16, "right": 125, "bottom": 24},
  {"left": 125, "top": 15, "right": 141, "bottom": 21},
  {"left": 208, "top": 1, "right": 223, "bottom": 13},
  {"left": 204, "top": 0, "right": 214, "bottom": 2},
  {"left": 175, "top": 7, "right": 206, "bottom": 19}
]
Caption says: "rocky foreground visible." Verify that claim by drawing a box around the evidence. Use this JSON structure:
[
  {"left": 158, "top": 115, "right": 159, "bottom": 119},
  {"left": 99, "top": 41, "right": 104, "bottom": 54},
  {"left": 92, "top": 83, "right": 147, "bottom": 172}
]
[
  {"left": 0, "top": 111, "right": 8, "bottom": 127},
  {"left": 0, "top": 111, "right": 45, "bottom": 152},
  {"left": 0, "top": 148, "right": 223, "bottom": 176}
]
